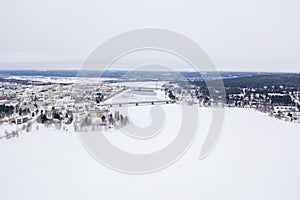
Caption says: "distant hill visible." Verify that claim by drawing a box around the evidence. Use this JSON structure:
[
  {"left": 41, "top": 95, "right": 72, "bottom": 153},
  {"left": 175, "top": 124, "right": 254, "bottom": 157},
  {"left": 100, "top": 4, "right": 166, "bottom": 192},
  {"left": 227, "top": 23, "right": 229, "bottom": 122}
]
[{"left": 194, "top": 74, "right": 300, "bottom": 89}]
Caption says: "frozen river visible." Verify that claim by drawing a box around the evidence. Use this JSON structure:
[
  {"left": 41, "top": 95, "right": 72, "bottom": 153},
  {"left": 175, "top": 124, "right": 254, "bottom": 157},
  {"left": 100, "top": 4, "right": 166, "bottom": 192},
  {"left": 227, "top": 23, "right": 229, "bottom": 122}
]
[{"left": 0, "top": 106, "right": 300, "bottom": 200}]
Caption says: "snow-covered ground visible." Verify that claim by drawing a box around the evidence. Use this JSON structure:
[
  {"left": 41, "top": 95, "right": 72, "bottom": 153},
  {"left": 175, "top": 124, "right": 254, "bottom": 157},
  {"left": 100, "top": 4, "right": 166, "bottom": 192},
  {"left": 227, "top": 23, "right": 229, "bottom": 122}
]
[
  {"left": 105, "top": 81, "right": 169, "bottom": 104},
  {"left": 0, "top": 106, "right": 300, "bottom": 200},
  {"left": 7, "top": 76, "right": 118, "bottom": 84},
  {"left": 111, "top": 81, "right": 167, "bottom": 88},
  {"left": 106, "top": 88, "right": 168, "bottom": 104}
]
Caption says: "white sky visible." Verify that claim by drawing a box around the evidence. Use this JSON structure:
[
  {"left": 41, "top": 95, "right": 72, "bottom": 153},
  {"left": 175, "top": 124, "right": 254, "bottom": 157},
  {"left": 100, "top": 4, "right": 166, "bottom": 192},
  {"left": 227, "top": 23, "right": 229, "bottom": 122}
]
[{"left": 0, "top": 0, "right": 299, "bottom": 72}]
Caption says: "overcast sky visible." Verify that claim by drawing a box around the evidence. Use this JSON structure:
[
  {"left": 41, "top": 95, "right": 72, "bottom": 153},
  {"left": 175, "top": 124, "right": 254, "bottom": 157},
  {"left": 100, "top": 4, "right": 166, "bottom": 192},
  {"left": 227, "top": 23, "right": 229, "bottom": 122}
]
[{"left": 0, "top": 0, "right": 299, "bottom": 72}]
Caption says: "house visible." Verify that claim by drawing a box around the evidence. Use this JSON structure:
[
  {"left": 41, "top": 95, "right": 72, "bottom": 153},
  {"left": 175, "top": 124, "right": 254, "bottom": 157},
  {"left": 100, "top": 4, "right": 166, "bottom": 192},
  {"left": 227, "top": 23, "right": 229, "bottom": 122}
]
[
  {"left": 16, "top": 115, "right": 31, "bottom": 124},
  {"left": 89, "top": 109, "right": 107, "bottom": 118}
]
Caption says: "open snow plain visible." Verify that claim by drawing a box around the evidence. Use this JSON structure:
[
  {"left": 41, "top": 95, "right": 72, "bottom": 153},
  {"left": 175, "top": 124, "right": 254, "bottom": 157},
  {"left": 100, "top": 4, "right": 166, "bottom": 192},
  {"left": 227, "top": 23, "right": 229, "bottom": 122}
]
[{"left": 0, "top": 105, "right": 300, "bottom": 200}]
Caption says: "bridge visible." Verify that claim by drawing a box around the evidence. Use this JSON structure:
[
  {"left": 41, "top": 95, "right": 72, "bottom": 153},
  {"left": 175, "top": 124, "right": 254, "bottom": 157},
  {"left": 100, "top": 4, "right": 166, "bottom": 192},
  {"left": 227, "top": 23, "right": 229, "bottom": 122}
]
[{"left": 102, "top": 99, "right": 176, "bottom": 107}]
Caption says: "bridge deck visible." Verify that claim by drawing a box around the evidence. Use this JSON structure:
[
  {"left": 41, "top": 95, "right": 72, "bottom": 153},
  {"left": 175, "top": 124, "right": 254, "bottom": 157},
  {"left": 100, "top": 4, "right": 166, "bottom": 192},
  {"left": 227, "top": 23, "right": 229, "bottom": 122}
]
[{"left": 103, "top": 100, "right": 176, "bottom": 107}]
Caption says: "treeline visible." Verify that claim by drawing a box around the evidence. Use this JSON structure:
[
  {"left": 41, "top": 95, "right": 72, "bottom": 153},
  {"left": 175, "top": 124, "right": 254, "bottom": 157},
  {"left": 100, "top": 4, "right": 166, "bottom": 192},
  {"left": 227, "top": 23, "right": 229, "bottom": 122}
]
[
  {"left": 194, "top": 74, "right": 300, "bottom": 89},
  {"left": 0, "top": 105, "right": 14, "bottom": 118},
  {"left": 74, "top": 111, "right": 129, "bottom": 132},
  {"left": 223, "top": 74, "right": 300, "bottom": 89}
]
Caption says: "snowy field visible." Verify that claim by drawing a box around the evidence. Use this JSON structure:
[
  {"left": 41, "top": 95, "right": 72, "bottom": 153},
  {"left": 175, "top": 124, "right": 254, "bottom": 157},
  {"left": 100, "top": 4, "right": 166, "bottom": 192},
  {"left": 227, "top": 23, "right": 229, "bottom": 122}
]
[
  {"left": 7, "top": 76, "right": 118, "bottom": 84},
  {"left": 0, "top": 106, "right": 300, "bottom": 200}
]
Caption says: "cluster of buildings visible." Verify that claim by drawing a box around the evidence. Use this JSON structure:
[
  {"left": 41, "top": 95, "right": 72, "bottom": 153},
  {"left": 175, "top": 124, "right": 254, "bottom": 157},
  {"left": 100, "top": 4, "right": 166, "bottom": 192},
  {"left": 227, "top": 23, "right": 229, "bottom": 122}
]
[
  {"left": 0, "top": 80, "right": 126, "bottom": 131},
  {"left": 225, "top": 89, "right": 300, "bottom": 122},
  {"left": 163, "top": 81, "right": 300, "bottom": 123}
]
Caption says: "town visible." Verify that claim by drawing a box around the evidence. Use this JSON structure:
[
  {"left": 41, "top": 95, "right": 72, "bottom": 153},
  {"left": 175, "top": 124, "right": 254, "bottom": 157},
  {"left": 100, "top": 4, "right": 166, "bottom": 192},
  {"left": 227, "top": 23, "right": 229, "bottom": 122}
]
[{"left": 1, "top": 72, "right": 300, "bottom": 139}]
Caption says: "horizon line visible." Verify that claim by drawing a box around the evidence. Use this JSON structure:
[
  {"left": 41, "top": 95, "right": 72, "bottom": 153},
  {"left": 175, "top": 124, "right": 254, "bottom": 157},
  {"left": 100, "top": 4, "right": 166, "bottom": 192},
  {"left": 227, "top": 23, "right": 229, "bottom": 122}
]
[{"left": 0, "top": 69, "right": 299, "bottom": 74}]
